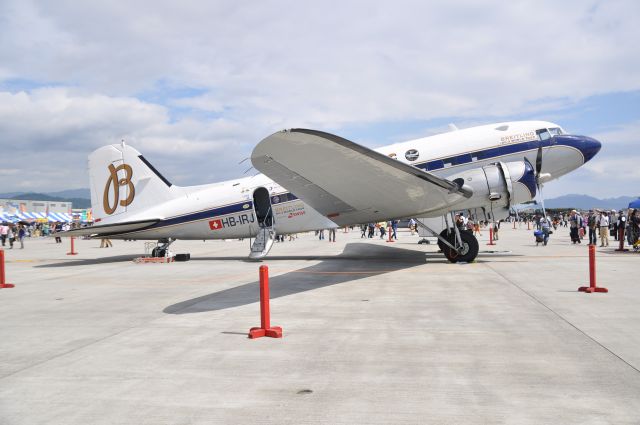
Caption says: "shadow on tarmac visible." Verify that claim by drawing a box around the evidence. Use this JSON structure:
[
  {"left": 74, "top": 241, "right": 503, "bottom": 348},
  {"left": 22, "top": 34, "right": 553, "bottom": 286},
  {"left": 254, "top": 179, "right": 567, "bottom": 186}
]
[
  {"left": 34, "top": 254, "right": 139, "bottom": 268},
  {"left": 164, "top": 243, "right": 433, "bottom": 314}
]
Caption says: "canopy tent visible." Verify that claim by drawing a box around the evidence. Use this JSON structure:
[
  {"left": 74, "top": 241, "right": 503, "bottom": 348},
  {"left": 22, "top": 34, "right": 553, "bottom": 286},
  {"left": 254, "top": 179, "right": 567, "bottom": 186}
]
[
  {"left": 0, "top": 212, "right": 19, "bottom": 223},
  {"left": 629, "top": 199, "right": 640, "bottom": 209},
  {"left": 0, "top": 211, "right": 73, "bottom": 223}
]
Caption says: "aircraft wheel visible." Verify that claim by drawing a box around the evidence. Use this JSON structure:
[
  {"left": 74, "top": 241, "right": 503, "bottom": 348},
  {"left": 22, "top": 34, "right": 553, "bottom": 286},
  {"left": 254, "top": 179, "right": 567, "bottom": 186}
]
[{"left": 442, "top": 230, "right": 479, "bottom": 263}]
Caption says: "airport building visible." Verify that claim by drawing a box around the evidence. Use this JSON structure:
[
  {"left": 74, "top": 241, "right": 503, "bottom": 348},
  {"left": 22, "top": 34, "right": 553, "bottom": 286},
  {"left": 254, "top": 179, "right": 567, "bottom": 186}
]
[{"left": 0, "top": 198, "right": 72, "bottom": 214}]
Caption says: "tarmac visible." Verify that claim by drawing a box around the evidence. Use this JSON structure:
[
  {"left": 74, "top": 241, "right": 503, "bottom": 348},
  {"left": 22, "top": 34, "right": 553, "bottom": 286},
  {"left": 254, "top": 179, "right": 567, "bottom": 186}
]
[{"left": 0, "top": 225, "right": 639, "bottom": 424}]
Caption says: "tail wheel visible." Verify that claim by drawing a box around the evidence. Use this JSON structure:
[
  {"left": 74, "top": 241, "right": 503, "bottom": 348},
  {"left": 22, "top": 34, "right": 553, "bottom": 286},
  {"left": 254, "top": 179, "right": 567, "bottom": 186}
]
[{"left": 442, "top": 230, "right": 479, "bottom": 263}]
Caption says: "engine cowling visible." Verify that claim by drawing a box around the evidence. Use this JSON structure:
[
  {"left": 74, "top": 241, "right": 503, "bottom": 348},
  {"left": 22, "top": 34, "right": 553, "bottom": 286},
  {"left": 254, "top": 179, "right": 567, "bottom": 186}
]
[{"left": 446, "top": 160, "right": 536, "bottom": 212}]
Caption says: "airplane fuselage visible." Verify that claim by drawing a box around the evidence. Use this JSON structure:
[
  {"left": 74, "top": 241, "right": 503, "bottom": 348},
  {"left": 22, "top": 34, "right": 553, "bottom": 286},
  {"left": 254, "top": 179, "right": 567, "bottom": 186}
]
[{"left": 101, "top": 120, "right": 600, "bottom": 240}]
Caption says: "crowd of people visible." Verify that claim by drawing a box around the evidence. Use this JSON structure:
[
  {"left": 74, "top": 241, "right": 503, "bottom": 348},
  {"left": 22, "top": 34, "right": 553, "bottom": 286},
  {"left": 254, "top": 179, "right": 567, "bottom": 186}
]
[
  {"left": 512, "top": 208, "right": 640, "bottom": 249},
  {"left": 0, "top": 221, "right": 73, "bottom": 250}
]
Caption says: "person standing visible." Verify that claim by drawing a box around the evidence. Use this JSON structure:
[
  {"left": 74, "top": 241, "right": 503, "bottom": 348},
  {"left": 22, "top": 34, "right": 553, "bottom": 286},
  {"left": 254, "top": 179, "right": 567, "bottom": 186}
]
[
  {"left": 7, "top": 225, "right": 15, "bottom": 249},
  {"left": 617, "top": 210, "right": 627, "bottom": 242},
  {"left": 367, "top": 223, "right": 375, "bottom": 238},
  {"left": 569, "top": 210, "right": 581, "bottom": 244},
  {"left": 18, "top": 224, "right": 26, "bottom": 249},
  {"left": 598, "top": 211, "right": 610, "bottom": 247},
  {"left": 328, "top": 228, "right": 336, "bottom": 242},
  {"left": 409, "top": 218, "right": 416, "bottom": 236},
  {"left": 587, "top": 211, "right": 598, "bottom": 245},
  {"left": 391, "top": 220, "right": 398, "bottom": 240},
  {"left": 0, "top": 223, "right": 8, "bottom": 246},
  {"left": 540, "top": 215, "right": 551, "bottom": 246}
]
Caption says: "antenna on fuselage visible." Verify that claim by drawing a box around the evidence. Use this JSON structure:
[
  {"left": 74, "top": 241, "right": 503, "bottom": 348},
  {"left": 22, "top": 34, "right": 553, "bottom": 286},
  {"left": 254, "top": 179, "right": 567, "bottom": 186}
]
[{"left": 448, "top": 123, "right": 459, "bottom": 131}]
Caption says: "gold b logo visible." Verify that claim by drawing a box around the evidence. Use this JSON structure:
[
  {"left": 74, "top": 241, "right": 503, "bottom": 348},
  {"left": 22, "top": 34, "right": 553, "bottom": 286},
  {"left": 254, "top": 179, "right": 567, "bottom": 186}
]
[{"left": 103, "top": 163, "right": 135, "bottom": 215}]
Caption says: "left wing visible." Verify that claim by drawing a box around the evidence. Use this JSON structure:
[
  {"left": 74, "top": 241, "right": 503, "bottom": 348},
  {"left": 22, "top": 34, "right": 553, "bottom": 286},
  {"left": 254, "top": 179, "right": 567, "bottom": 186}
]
[{"left": 251, "top": 129, "right": 471, "bottom": 226}]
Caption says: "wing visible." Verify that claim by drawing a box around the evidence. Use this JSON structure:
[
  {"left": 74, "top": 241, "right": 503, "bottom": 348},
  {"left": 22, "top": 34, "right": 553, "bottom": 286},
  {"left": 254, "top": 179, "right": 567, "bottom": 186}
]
[
  {"left": 60, "top": 219, "right": 160, "bottom": 238},
  {"left": 251, "top": 129, "right": 471, "bottom": 226}
]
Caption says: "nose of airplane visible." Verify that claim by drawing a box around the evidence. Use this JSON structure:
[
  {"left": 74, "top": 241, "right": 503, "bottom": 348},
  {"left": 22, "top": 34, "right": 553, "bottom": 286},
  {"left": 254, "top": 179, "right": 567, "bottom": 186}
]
[
  {"left": 578, "top": 136, "right": 602, "bottom": 163},
  {"left": 553, "top": 135, "right": 602, "bottom": 163}
]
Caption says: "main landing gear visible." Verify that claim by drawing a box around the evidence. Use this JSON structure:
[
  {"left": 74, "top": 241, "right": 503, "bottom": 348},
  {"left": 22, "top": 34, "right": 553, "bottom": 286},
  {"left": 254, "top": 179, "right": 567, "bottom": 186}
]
[
  {"left": 417, "top": 216, "right": 479, "bottom": 263},
  {"left": 437, "top": 228, "right": 479, "bottom": 263},
  {"left": 151, "top": 238, "right": 174, "bottom": 258}
]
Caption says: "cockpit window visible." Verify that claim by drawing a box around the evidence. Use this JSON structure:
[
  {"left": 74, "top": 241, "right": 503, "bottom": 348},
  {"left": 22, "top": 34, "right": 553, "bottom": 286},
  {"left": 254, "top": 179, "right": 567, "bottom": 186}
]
[
  {"left": 536, "top": 129, "right": 551, "bottom": 141},
  {"left": 548, "top": 127, "right": 563, "bottom": 136}
]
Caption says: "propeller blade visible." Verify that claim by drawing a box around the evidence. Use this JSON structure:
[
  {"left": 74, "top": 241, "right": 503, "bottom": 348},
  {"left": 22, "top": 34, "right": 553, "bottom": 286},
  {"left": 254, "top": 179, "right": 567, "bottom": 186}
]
[
  {"left": 534, "top": 146, "right": 547, "bottom": 218},
  {"left": 535, "top": 146, "right": 543, "bottom": 176}
]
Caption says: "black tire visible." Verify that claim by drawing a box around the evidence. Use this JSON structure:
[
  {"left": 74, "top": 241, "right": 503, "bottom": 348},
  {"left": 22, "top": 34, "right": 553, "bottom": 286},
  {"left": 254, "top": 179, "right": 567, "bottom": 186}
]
[
  {"left": 151, "top": 247, "right": 166, "bottom": 258},
  {"left": 442, "top": 230, "right": 479, "bottom": 263}
]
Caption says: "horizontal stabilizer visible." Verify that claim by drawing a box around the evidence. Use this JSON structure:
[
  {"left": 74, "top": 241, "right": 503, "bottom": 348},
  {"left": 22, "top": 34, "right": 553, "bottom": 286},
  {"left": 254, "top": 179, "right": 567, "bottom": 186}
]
[{"left": 60, "top": 219, "right": 160, "bottom": 237}]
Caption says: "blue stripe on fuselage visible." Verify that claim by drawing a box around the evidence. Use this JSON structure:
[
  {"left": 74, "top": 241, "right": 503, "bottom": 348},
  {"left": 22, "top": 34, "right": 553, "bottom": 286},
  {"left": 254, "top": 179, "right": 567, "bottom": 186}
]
[{"left": 413, "top": 137, "right": 581, "bottom": 172}]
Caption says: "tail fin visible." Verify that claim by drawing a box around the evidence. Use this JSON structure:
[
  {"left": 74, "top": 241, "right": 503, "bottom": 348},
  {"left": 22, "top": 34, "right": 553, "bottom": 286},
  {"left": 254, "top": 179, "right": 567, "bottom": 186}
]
[{"left": 88, "top": 142, "right": 175, "bottom": 223}]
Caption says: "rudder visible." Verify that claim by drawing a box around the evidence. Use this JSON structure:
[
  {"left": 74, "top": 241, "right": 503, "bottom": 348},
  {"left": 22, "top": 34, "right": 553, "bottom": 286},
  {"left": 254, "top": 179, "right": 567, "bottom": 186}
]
[{"left": 88, "top": 143, "right": 174, "bottom": 223}]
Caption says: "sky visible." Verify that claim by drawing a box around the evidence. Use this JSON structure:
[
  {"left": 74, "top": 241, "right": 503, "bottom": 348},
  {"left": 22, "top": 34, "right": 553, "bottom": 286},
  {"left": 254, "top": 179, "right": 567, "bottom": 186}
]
[{"left": 0, "top": 0, "right": 638, "bottom": 199}]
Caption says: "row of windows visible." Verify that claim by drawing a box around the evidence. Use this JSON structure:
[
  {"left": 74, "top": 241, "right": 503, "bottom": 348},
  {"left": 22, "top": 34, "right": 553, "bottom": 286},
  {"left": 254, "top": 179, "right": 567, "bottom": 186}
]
[{"left": 403, "top": 127, "right": 563, "bottom": 167}]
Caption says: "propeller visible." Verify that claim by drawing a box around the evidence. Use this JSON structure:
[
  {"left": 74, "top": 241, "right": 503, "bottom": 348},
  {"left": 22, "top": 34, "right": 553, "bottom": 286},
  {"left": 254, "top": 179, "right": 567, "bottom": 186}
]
[{"left": 535, "top": 146, "right": 547, "bottom": 218}]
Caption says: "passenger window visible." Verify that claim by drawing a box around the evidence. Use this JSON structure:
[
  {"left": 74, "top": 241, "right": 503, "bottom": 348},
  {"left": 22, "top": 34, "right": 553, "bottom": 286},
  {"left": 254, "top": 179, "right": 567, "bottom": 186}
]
[{"left": 536, "top": 129, "right": 551, "bottom": 141}]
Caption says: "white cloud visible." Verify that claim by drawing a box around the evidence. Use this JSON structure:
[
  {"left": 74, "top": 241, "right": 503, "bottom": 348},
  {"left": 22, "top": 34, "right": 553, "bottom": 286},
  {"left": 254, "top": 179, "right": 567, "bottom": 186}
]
[{"left": 0, "top": 0, "right": 639, "bottom": 196}]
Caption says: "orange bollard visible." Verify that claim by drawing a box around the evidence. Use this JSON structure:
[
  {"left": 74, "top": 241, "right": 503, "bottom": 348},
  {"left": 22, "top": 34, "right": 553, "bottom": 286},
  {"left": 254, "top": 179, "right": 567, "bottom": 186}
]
[
  {"left": 487, "top": 225, "right": 496, "bottom": 245},
  {"left": 615, "top": 227, "right": 628, "bottom": 252},
  {"left": 386, "top": 225, "right": 395, "bottom": 243},
  {"left": 67, "top": 237, "right": 78, "bottom": 255},
  {"left": 578, "top": 244, "right": 608, "bottom": 293},
  {"left": 0, "top": 250, "right": 15, "bottom": 288},
  {"left": 249, "top": 265, "right": 283, "bottom": 339}
]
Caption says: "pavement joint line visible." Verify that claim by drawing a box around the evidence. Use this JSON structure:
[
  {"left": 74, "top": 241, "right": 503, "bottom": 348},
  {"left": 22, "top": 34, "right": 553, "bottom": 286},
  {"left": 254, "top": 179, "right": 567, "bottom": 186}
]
[
  {"left": 484, "top": 262, "right": 640, "bottom": 376},
  {"left": 0, "top": 325, "right": 142, "bottom": 382}
]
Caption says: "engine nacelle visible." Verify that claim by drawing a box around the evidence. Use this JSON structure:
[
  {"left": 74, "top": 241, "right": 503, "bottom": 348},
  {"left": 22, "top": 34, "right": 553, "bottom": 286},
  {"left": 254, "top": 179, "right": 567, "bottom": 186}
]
[{"left": 447, "top": 160, "right": 537, "bottom": 212}]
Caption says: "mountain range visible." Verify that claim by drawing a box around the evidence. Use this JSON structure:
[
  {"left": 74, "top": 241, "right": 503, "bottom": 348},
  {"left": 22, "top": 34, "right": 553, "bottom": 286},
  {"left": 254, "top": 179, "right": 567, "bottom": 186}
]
[
  {"left": 0, "top": 189, "right": 91, "bottom": 209},
  {"left": 541, "top": 194, "right": 638, "bottom": 210},
  {"left": 1, "top": 189, "right": 638, "bottom": 211}
]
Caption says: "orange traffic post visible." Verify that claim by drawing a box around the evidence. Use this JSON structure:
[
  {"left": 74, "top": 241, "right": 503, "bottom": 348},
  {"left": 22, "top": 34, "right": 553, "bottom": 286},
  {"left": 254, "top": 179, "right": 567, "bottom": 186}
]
[
  {"left": 615, "top": 227, "right": 628, "bottom": 252},
  {"left": 249, "top": 265, "right": 282, "bottom": 339},
  {"left": 578, "top": 244, "right": 608, "bottom": 293},
  {"left": 386, "top": 225, "right": 395, "bottom": 243},
  {"left": 487, "top": 224, "right": 496, "bottom": 245},
  {"left": 67, "top": 237, "right": 78, "bottom": 255},
  {"left": 0, "top": 250, "right": 15, "bottom": 289}
]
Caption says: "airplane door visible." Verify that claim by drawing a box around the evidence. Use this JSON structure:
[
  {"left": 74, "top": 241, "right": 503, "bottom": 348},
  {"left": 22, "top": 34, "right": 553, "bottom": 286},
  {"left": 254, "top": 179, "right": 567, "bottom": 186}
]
[
  {"left": 249, "top": 187, "right": 276, "bottom": 260},
  {"left": 252, "top": 187, "right": 274, "bottom": 228}
]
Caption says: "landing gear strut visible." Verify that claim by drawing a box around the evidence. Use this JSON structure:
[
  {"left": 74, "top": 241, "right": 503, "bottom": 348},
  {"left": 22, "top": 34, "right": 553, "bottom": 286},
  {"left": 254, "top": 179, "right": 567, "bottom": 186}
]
[{"left": 417, "top": 218, "right": 479, "bottom": 263}]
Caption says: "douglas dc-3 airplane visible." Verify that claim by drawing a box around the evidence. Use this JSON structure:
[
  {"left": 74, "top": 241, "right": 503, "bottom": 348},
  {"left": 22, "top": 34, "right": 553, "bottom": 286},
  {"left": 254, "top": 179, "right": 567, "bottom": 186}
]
[{"left": 64, "top": 121, "right": 601, "bottom": 262}]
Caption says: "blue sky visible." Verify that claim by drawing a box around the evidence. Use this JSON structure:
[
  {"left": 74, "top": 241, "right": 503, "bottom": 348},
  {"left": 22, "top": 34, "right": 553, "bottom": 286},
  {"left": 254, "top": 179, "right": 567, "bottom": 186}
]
[{"left": 0, "top": 1, "right": 638, "bottom": 199}]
